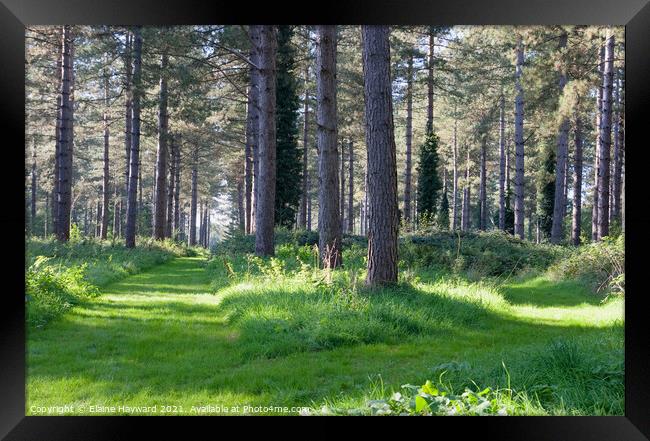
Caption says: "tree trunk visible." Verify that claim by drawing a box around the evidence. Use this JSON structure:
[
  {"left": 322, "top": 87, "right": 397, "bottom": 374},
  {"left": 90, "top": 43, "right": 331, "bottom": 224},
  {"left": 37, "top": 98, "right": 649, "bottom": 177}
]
[
  {"left": 572, "top": 114, "right": 583, "bottom": 246},
  {"left": 249, "top": 26, "right": 261, "bottom": 234},
  {"left": 244, "top": 56, "right": 256, "bottom": 234},
  {"left": 52, "top": 27, "right": 63, "bottom": 238},
  {"left": 452, "top": 112, "right": 458, "bottom": 230},
  {"left": 254, "top": 25, "right": 278, "bottom": 256},
  {"left": 153, "top": 52, "right": 169, "bottom": 240},
  {"left": 550, "top": 32, "right": 569, "bottom": 244},
  {"left": 237, "top": 178, "right": 245, "bottom": 230},
  {"left": 592, "top": 41, "right": 605, "bottom": 241},
  {"left": 340, "top": 142, "right": 346, "bottom": 232},
  {"left": 299, "top": 63, "right": 310, "bottom": 229},
  {"left": 166, "top": 134, "right": 175, "bottom": 238},
  {"left": 362, "top": 25, "right": 398, "bottom": 285},
  {"left": 513, "top": 36, "right": 525, "bottom": 240},
  {"left": 478, "top": 135, "right": 487, "bottom": 230},
  {"left": 173, "top": 135, "right": 181, "bottom": 239},
  {"left": 498, "top": 93, "right": 506, "bottom": 230},
  {"left": 189, "top": 147, "right": 198, "bottom": 245},
  {"left": 123, "top": 30, "right": 132, "bottom": 240},
  {"left": 426, "top": 29, "right": 434, "bottom": 133},
  {"left": 404, "top": 53, "right": 413, "bottom": 226},
  {"left": 124, "top": 27, "right": 142, "bottom": 248},
  {"left": 315, "top": 25, "right": 342, "bottom": 268},
  {"left": 100, "top": 65, "right": 110, "bottom": 240},
  {"left": 31, "top": 140, "right": 37, "bottom": 235},
  {"left": 461, "top": 145, "right": 471, "bottom": 232},
  {"left": 596, "top": 32, "right": 614, "bottom": 240},
  {"left": 95, "top": 200, "right": 101, "bottom": 237},
  {"left": 611, "top": 68, "right": 622, "bottom": 222},
  {"left": 56, "top": 25, "right": 74, "bottom": 241},
  {"left": 348, "top": 139, "right": 354, "bottom": 234}
]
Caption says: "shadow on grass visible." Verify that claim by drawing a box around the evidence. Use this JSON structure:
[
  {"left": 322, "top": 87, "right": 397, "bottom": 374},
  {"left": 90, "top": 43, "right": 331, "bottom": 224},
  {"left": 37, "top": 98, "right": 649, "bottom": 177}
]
[
  {"left": 27, "top": 276, "right": 622, "bottom": 412},
  {"left": 500, "top": 277, "right": 604, "bottom": 307}
]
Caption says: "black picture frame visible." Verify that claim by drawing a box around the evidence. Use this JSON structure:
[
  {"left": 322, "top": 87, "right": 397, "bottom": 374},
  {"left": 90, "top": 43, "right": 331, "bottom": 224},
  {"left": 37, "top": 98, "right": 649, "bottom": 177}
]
[{"left": 2, "top": 0, "right": 649, "bottom": 438}]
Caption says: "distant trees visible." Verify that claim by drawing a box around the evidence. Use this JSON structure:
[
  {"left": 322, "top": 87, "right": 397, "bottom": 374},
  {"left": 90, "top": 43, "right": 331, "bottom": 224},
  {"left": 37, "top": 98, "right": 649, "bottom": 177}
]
[{"left": 415, "top": 132, "right": 442, "bottom": 223}]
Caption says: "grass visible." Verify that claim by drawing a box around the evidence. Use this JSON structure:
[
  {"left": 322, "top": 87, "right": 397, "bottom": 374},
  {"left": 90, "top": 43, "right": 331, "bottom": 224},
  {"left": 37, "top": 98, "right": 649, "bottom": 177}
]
[{"left": 27, "top": 248, "right": 624, "bottom": 416}]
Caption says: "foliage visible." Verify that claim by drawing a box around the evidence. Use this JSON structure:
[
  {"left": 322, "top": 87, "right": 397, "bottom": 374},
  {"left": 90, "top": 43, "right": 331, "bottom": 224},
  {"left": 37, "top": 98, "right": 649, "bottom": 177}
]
[
  {"left": 548, "top": 235, "right": 624, "bottom": 295},
  {"left": 401, "top": 230, "right": 565, "bottom": 278},
  {"left": 274, "top": 25, "right": 302, "bottom": 228},
  {"left": 416, "top": 131, "right": 442, "bottom": 221},
  {"left": 437, "top": 190, "right": 450, "bottom": 230}
]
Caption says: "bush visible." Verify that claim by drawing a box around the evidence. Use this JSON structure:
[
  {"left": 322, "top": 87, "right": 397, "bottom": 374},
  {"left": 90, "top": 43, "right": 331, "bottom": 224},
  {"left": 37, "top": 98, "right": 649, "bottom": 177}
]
[
  {"left": 548, "top": 235, "right": 624, "bottom": 295},
  {"left": 26, "top": 257, "right": 100, "bottom": 328},
  {"left": 400, "top": 230, "right": 565, "bottom": 278}
]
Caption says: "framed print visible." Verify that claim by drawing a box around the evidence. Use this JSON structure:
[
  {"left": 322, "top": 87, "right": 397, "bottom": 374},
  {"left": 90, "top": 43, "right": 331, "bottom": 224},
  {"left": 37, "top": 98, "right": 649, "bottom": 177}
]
[{"left": 1, "top": 0, "right": 649, "bottom": 439}]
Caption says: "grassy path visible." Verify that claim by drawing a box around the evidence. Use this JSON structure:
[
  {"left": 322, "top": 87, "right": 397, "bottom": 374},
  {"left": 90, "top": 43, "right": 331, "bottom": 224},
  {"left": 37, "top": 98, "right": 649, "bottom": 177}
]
[{"left": 27, "top": 256, "right": 623, "bottom": 415}]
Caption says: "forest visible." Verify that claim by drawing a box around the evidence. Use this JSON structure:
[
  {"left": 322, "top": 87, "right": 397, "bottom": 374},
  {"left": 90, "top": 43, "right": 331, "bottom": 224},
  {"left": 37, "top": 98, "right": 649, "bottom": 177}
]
[{"left": 25, "top": 25, "right": 624, "bottom": 416}]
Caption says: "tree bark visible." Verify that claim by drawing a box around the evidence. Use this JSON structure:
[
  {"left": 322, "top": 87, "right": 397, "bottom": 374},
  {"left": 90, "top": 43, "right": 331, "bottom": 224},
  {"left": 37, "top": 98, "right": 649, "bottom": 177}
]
[
  {"left": 592, "top": 41, "right": 605, "bottom": 241},
  {"left": 404, "top": 53, "right": 413, "bottom": 227},
  {"left": 348, "top": 139, "right": 354, "bottom": 234},
  {"left": 478, "top": 135, "right": 487, "bottom": 230},
  {"left": 52, "top": 27, "right": 63, "bottom": 238},
  {"left": 316, "top": 25, "right": 342, "bottom": 267},
  {"left": 189, "top": 147, "right": 198, "bottom": 246},
  {"left": 362, "top": 25, "right": 398, "bottom": 285},
  {"left": 125, "top": 26, "right": 142, "bottom": 248},
  {"left": 31, "top": 140, "right": 37, "bottom": 234},
  {"left": 426, "top": 29, "right": 434, "bottom": 133},
  {"left": 596, "top": 32, "right": 614, "bottom": 240},
  {"left": 461, "top": 145, "right": 471, "bottom": 232},
  {"left": 571, "top": 114, "right": 583, "bottom": 246},
  {"left": 340, "top": 141, "right": 346, "bottom": 232},
  {"left": 249, "top": 26, "right": 261, "bottom": 234},
  {"left": 166, "top": 134, "right": 175, "bottom": 237},
  {"left": 173, "top": 138, "right": 181, "bottom": 240},
  {"left": 254, "top": 25, "right": 278, "bottom": 256},
  {"left": 299, "top": 63, "right": 310, "bottom": 229},
  {"left": 513, "top": 36, "right": 525, "bottom": 239},
  {"left": 123, "top": 30, "right": 132, "bottom": 239},
  {"left": 611, "top": 68, "right": 622, "bottom": 222},
  {"left": 237, "top": 178, "right": 245, "bottom": 230},
  {"left": 100, "top": 64, "right": 110, "bottom": 240},
  {"left": 498, "top": 93, "right": 506, "bottom": 230},
  {"left": 153, "top": 52, "right": 169, "bottom": 240},
  {"left": 550, "top": 31, "right": 569, "bottom": 244},
  {"left": 56, "top": 25, "right": 74, "bottom": 241},
  {"left": 452, "top": 111, "right": 458, "bottom": 230}
]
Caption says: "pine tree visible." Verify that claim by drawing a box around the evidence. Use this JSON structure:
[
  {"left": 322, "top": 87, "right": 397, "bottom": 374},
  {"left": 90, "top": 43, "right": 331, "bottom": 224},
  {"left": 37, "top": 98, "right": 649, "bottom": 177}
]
[
  {"left": 274, "top": 26, "right": 302, "bottom": 228},
  {"left": 415, "top": 131, "right": 442, "bottom": 223},
  {"left": 437, "top": 190, "right": 450, "bottom": 230}
]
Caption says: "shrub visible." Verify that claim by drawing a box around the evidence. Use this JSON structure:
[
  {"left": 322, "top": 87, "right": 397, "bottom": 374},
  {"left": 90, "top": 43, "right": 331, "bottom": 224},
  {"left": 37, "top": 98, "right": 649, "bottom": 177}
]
[{"left": 548, "top": 235, "right": 624, "bottom": 295}]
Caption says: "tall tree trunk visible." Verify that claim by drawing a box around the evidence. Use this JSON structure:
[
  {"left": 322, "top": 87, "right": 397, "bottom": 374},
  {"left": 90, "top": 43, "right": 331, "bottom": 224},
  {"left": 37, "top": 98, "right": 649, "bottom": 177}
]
[
  {"left": 299, "top": 63, "right": 310, "bottom": 229},
  {"left": 173, "top": 134, "right": 181, "bottom": 239},
  {"left": 244, "top": 72, "right": 255, "bottom": 234},
  {"left": 404, "top": 52, "right": 413, "bottom": 226},
  {"left": 611, "top": 68, "right": 622, "bottom": 222},
  {"left": 237, "top": 178, "right": 245, "bottom": 230},
  {"left": 31, "top": 140, "right": 37, "bottom": 234},
  {"left": 153, "top": 52, "right": 169, "bottom": 240},
  {"left": 56, "top": 25, "right": 74, "bottom": 241},
  {"left": 125, "top": 26, "right": 142, "bottom": 248},
  {"left": 592, "top": 41, "right": 605, "bottom": 241},
  {"left": 572, "top": 114, "right": 583, "bottom": 246},
  {"left": 254, "top": 25, "right": 278, "bottom": 256},
  {"left": 551, "top": 32, "right": 569, "bottom": 244},
  {"left": 95, "top": 199, "right": 101, "bottom": 237},
  {"left": 461, "top": 145, "right": 471, "bottom": 232},
  {"left": 123, "top": 30, "right": 132, "bottom": 239},
  {"left": 340, "top": 142, "right": 346, "bottom": 232},
  {"left": 348, "top": 139, "right": 354, "bottom": 234},
  {"left": 199, "top": 199, "right": 204, "bottom": 247},
  {"left": 100, "top": 65, "right": 110, "bottom": 240},
  {"left": 513, "top": 36, "right": 525, "bottom": 239},
  {"left": 316, "top": 25, "right": 342, "bottom": 268},
  {"left": 52, "top": 27, "right": 63, "bottom": 238},
  {"left": 597, "top": 32, "right": 615, "bottom": 240},
  {"left": 189, "top": 147, "right": 198, "bottom": 246},
  {"left": 44, "top": 192, "right": 49, "bottom": 237},
  {"left": 478, "top": 135, "right": 487, "bottom": 230},
  {"left": 426, "top": 29, "right": 434, "bottom": 133},
  {"left": 452, "top": 112, "right": 458, "bottom": 230},
  {"left": 362, "top": 25, "right": 398, "bottom": 285},
  {"left": 166, "top": 134, "right": 175, "bottom": 237},
  {"left": 249, "top": 26, "right": 261, "bottom": 234},
  {"left": 498, "top": 93, "right": 506, "bottom": 230}
]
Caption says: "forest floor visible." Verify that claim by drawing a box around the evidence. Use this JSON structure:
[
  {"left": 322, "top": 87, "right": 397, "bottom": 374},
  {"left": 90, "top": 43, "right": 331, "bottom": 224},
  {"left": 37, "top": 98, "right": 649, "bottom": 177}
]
[{"left": 27, "top": 255, "right": 624, "bottom": 416}]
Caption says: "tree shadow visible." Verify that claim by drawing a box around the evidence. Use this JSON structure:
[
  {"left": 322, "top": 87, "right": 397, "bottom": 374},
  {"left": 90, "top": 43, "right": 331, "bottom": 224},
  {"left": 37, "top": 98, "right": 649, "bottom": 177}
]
[{"left": 499, "top": 277, "right": 605, "bottom": 307}]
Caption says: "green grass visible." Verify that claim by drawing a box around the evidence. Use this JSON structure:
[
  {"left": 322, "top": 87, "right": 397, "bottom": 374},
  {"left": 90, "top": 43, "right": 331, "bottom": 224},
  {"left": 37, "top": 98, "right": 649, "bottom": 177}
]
[{"left": 27, "top": 252, "right": 623, "bottom": 416}]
